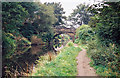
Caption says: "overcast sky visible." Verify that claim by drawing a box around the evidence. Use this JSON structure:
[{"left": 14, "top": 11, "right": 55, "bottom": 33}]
[{"left": 40, "top": 0, "right": 103, "bottom": 16}]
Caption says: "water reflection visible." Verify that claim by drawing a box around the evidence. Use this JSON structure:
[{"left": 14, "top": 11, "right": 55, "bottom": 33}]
[
  {"left": 2, "top": 34, "right": 70, "bottom": 77},
  {"left": 2, "top": 44, "right": 52, "bottom": 77}
]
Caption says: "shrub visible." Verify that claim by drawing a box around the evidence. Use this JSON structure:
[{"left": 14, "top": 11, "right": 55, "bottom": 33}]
[
  {"left": 67, "top": 41, "right": 74, "bottom": 47},
  {"left": 87, "top": 2, "right": 120, "bottom": 76},
  {"left": 74, "top": 38, "right": 79, "bottom": 44},
  {"left": 2, "top": 32, "right": 16, "bottom": 58},
  {"left": 87, "top": 38, "right": 120, "bottom": 76},
  {"left": 89, "top": 2, "right": 120, "bottom": 45},
  {"left": 75, "top": 25, "right": 95, "bottom": 44}
]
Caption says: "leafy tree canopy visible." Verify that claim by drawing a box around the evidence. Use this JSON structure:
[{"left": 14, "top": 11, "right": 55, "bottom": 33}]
[
  {"left": 2, "top": 2, "right": 28, "bottom": 34},
  {"left": 69, "top": 4, "right": 93, "bottom": 26},
  {"left": 45, "top": 2, "right": 66, "bottom": 26},
  {"left": 89, "top": 2, "right": 120, "bottom": 45}
]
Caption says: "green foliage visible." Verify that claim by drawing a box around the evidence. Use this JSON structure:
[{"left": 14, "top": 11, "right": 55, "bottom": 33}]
[
  {"left": 74, "top": 39, "right": 79, "bottom": 44},
  {"left": 19, "top": 2, "right": 56, "bottom": 41},
  {"left": 89, "top": 2, "right": 120, "bottom": 45},
  {"left": 2, "top": 32, "right": 16, "bottom": 58},
  {"left": 62, "top": 34, "right": 70, "bottom": 45},
  {"left": 2, "top": 2, "right": 57, "bottom": 60},
  {"left": 45, "top": 2, "right": 66, "bottom": 26},
  {"left": 67, "top": 41, "right": 74, "bottom": 47},
  {"left": 87, "top": 36, "right": 120, "bottom": 76},
  {"left": 74, "top": 3, "right": 120, "bottom": 75},
  {"left": 18, "top": 37, "right": 31, "bottom": 46},
  {"left": 19, "top": 2, "right": 39, "bottom": 18},
  {"left": 86, "top": 2, "right": 120, "bottom": 76},
  {"left": 32, "top": 46, "right": 82, "bottom": 76},
  {"left": 75, "top": 25, "right": 95, "bottom": 44},
  {"left": 42, "top": 32, "right": 54, "bottom": 44},
  {"left": 53, "top": 34, "right": 70, "bottom": 48},
  {"left": 53, "top": 35, "right": 62, "bottom": 48},
  {"left": 2, "top": 32, "right": 16, "bottom": 49},
  {"left": 2, "top": 2, "right": 57, "bottom": 45},
  {"left": 69, "top": 4, "right": 93, "bottom": 25},
  {"left": 2, "top": 2, "right": 28, "bottom": 34}
]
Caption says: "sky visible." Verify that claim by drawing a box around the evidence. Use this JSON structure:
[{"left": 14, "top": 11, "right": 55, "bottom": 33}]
[{"left": 40, "top": 0, "right": 103, "bottom": 16}]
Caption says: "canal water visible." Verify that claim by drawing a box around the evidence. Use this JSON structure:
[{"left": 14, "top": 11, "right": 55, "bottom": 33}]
[
  {"left": 2, "top": 34, "right": 70, "bottom": 77},
  {"left": 2, "top": 44, "right": 55, "bottom": 77}
]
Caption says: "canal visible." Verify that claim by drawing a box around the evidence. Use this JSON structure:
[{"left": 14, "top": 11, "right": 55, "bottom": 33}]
[{"left": 2, "top": 34, "right": 70, "bottom": 77}]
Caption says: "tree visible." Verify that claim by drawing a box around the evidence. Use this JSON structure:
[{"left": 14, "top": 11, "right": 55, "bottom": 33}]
[
  {"left": 2, "top": 2, "right": 28, "bottom": 34},
  {"left": 2, "top": 2, "right": 57, "bottom": 56},
  {"left": 2, "top": 2, "right": 29, "bottom": 58},
  {"left": 69, "top": 4, "right": 93, "bottom": 26},
  {"left": 18, "top": 2, "right": 57, "bottom": 41},
  {"left": 87, "top": 2, "right": 120, "bottom": 76},
  {"left": 75, "top": 25, "right": 95, "bottom": 44},
  {"left": 45, "top": 2, "right": 66, "bottom": 27},
  {"left": 89, "top": 2, "right": 120, "bottom": 45}
]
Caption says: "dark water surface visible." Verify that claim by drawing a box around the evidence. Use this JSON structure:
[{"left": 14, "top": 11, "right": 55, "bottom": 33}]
[
  {"left": 2, "top": 45, "right": 54, "bottom": 77},
  {"left": 2, "top": 35, "right": 69, "bottom": 77}
]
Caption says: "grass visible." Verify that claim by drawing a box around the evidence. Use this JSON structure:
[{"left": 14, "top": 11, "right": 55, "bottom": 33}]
[
  {"left": 67, "top": 41, "right": 74, "bottom": 46},
  {"left": 74, "top": 39, "right": 120, "bottom": 77},
  {"left": 89, "top": 60, "right": 120, "bottom": 77},
  {"left": 86, "top": 41, "right": 120, "bottom": 77},
  {"left": 31, "top": 42, "right": 82, "bottom": 76}
]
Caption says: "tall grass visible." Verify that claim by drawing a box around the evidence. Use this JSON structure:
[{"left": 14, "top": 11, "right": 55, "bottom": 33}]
[
  {"left": 87, "top": 39, "right": 120, "bottom": 76},
  {"left": 67, "top": 41, "right": 74, "bottom": 47},
  {"left": 31, "top": 42, "right": 82, "bottom": 76},
  {"left": 75, "top": 24, "right": 120, "bottom": 76}
]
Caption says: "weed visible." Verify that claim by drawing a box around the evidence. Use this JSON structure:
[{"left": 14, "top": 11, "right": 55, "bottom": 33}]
[{"left": 31, "top": 45, "right": 81, "bottom": 76}]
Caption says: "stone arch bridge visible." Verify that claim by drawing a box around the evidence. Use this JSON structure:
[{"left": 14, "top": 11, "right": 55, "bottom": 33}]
[{"left": 53, "top": 26, "right": 76, "bottom": 42}]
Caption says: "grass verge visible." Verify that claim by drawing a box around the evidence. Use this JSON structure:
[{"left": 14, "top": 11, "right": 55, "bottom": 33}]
[{"left": 31, "top": 42, "right": 82, "bottom": 76}]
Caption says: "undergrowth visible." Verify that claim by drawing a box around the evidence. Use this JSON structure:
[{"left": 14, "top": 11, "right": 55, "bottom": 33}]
[
  {"left": 31, "top": 42, "right": 82, "bottom": 76},
  {"left": 87, "top": 41, "right": 120, "bottom": 77}
]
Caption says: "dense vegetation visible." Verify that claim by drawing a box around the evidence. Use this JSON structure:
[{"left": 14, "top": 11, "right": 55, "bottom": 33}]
[
  {"left": 31, "top": 41, "right": 82, "bottom": 76},
  {"left": 74, "top": 2, "right": 120, "bottom": 76},
  {"left": 53, "top": 34, "right": 70, "bottom": 48},
  {"left": 2, "top": 1, "right": 120, "bottom": 77},
  {"left": 75, "top": 25, "right": 95, "bottom": 44},
  {"left": 45, "top": 2, "right": 66, "bottom": 26},
  {"left": 69, "top": 4, "right": 93, "bottom": 26},
  {"left": 2, "top": 2, "right": 65, "bottom": 58}
]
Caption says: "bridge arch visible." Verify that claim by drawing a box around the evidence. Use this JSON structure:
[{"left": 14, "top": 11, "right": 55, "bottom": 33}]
[{"left": 53, "top": 26, "right": 76, "bottom": 42}]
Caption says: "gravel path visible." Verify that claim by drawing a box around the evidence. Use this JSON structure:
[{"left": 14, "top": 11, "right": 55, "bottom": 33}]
[{"left": 76, "top": 46, "right": 97, "bottom": 76}]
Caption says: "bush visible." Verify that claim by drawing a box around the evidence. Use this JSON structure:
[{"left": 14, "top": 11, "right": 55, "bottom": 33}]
[
  {"left": 89, "top": 2, "right": 120, "bottom": 45},
  {"left": 75, "top": 25, "right": 95, "bottom": 44},
  {"left": 87, "top": 2, "right": 120, "bottom": 76},
  {"left": 67, "top": 41, "right": 74, "bottom": 47},
  {"left": 87, "top": 38, "right": 120, "bottom": 76},
  {"left": 74, "top": 39, "right": 79, "bottom": 44},
  {"left": 2, "top": 32, "right": 16, "bottom": 58}
]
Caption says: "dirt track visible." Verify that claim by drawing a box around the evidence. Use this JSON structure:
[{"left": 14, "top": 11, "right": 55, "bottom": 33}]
[{"left": 75, "top": 45, "right": 97, "bottom": 76}]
